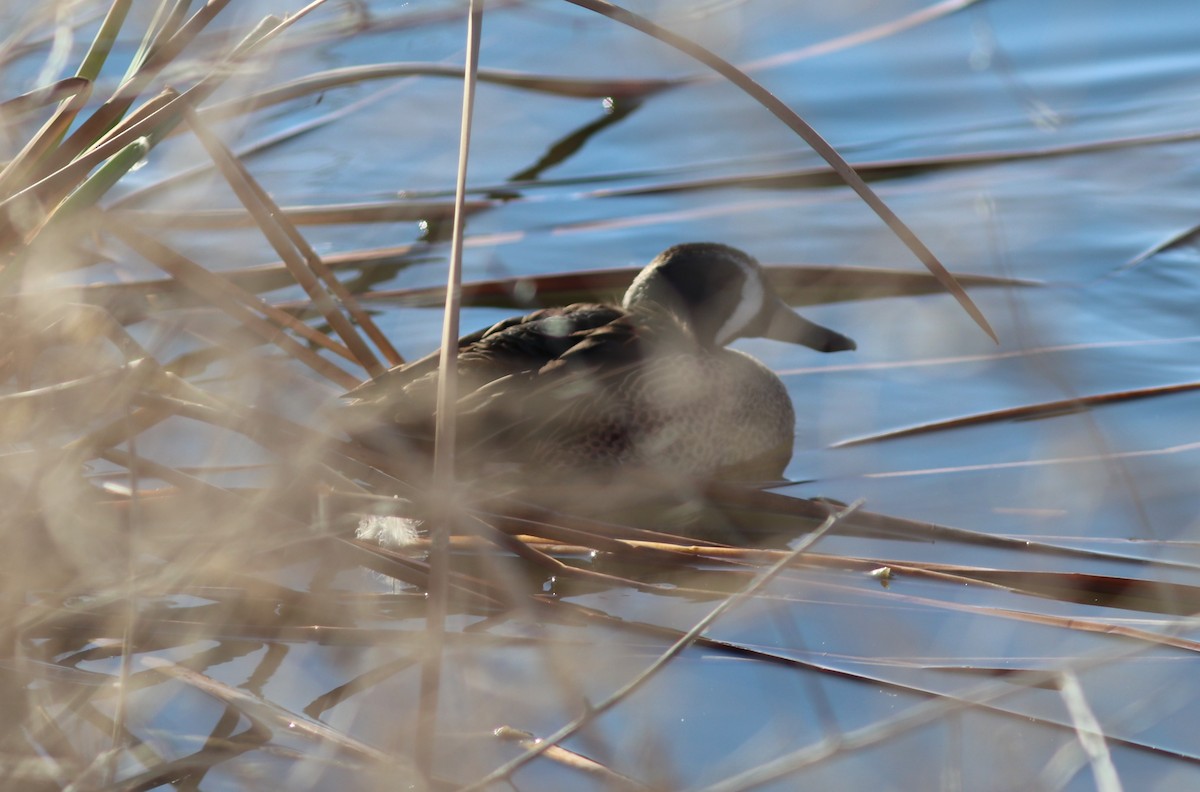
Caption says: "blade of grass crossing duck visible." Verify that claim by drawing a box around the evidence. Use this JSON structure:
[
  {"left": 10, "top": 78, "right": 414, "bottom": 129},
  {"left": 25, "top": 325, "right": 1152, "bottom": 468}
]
[
  {"left": 564, "top": 0, "right": 999, "bottom": 344},
  {"left": 418, "top": 0, "right": 485, "bottom": 781}
]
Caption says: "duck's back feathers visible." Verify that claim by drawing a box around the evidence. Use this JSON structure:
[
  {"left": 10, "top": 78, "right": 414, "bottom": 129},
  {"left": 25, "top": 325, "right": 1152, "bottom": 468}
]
[
  {"left": 342, "top": 303, "right": 650, "bottom": 464},
  {"left": 346, "top": 303, "right": 634, "bottom": 401},
  {"left": 340, "top": 243, "right": 855, "bottom": 480}
]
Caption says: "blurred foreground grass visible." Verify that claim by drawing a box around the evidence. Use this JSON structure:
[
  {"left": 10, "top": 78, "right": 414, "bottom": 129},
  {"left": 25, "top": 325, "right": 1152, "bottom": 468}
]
[{"left": 3, "top": 2, "right": 1200, "bottom": 790}]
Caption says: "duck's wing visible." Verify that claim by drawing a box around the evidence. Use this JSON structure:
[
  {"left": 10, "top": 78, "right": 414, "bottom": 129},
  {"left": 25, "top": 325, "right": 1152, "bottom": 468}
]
[
  {"left": 338, "top": 305, "right": 633, "bottom": 456},
  {"left": 458, "top": 304, "right": 631, "bottom": 380},
  {"left": 344, "top": 304, "right": 626, "bottom": 402},
  {"left": 456, "top": 314, "right": 696, "bottom": 461}
]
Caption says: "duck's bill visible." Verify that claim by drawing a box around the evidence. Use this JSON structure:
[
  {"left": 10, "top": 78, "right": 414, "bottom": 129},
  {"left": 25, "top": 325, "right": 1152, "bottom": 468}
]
[{"left": 760, "top": 300, "right": 856, "bottom": 352}]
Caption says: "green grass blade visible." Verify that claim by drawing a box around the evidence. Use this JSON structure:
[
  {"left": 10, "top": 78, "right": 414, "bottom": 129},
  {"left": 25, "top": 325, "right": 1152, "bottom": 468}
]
[{"left": 77, "top": 0, "right": 134, "bottom": 82}]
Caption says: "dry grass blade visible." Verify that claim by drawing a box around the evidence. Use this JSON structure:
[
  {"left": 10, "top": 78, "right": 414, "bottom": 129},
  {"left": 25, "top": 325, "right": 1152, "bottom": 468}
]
[
  {"left": 876, "top": 579, "right": 1200, "bottom": 654},
  {"left": 835, "top": 381, "right": 1200, "bottom": 447},
  {"left": 417, "top": 0, "right": 485, "bottom": 778},
  {"left": 104, "top": 215, "right": 362, "bottom": 389},
  {"left": 349, "top": 263, "right": 1036, "bottom": 312},
  {"left": 0, "top": 90, "right": 191, "bottom": 248},
  {"left": 0, "top": 76, "right": 91, "bottom": 117},
  {"left": 862, "top": 438, "right": 1200, "bottom": 482},
  {"left": 343, "top": 537, "right": 510, "bottom": 610},
  {"left": 140, "top": 657, "right": 408, "bottom": 768},
  {"left": 494, "top": 725, "right": 655, "bottom": 791},
  {"left": 703, "top": 481, "right": 1161, "bottom": 564},
  {"left": 739, "top": 0, "right": 983, "bottom": 71},
  {"left": 1056, "top": 671, "right": 1123, "bottom": 792},
  {"left": 593, "top": 127, "right": 1200, "bottom": 199},
  {"left": 471, "top": 514, "right": 717, "bottom": 595},
  {"left": 913, "top": 566, "right": 1200, "bottom": 616},
  {"left": 0, "top": 3, "right": 330, "bottom": 249},
  {"left": 0, "top": 79, "right": 92, "bottom": 199},
  {"left": 183, "top": 107, "right": 396, "bottom": 374},
  {"left": 564, "top": 0, "right": 999, "bottom": 343},
  {"left": 1125, "top": 218, "right": 1200, "bottom": 269},
  {"left": 201, "top": 63, "right": 678, "bottom": 124},
  {"left": 460, "top": 500, "right": 863, "bottom": 791},
  {"left": 119, "top": 199, "right": 486, "bottom": 229},
  {"left": 45, "top": 0, "right": 235, "bottom": 174},
  {"left": 484, "top": 509, "right": 736, "bottom": 560}
]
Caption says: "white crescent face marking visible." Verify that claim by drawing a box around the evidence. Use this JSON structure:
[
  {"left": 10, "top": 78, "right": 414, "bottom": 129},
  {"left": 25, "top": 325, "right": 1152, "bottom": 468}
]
[
  {"left": 621, "top": 267, "right": 651, "bottom": 309},
  {"left": 713, "top": 254, "right": 766, "bottom": 347}
]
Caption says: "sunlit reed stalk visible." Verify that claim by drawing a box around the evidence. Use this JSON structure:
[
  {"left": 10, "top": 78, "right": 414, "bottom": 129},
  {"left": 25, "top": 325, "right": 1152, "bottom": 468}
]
[
  {"left": 182, "top": 106, "right": 393, "bottom": 376},
  {"left": 417, "top": 0, "right": 485, "bottom": 779},
  {"left": 0, "top": 79, "right": 90, "bottom": 199},
  {"left": 564, "top": 0, "right": 997, "bottom": 344}
]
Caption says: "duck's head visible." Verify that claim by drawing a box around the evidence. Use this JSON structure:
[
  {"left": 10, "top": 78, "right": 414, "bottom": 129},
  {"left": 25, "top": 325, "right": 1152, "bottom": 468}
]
[{"left": 621, "top": 242, "right": 857, "bottom": 352}]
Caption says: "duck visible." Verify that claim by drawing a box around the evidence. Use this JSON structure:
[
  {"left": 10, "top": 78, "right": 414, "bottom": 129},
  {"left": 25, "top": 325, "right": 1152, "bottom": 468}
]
[{"left": 343, "top": 243, "right": 855, "bottom": 481}]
